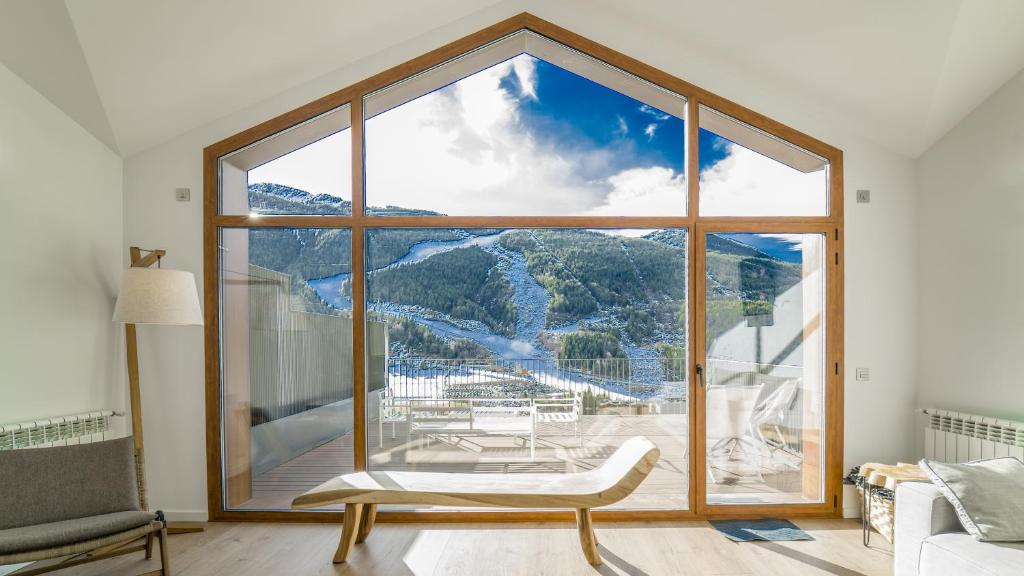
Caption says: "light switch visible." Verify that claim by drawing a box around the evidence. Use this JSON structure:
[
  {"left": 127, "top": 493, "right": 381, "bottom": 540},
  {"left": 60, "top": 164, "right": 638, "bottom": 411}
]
[
  {"left": 855, "top": 367, "right": 870, "bottom": 381},
  {"left": 856, "top": 189, "right": 870, "bottom": 203},
  {"left": 175, "top": 187, "right": 191, "bottom": 202}
]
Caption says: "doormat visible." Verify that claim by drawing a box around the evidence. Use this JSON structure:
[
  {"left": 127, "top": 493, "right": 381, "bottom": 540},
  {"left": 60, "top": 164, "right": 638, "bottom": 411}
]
[{"left": 710, "top": 519, "right": 813, "bottom": 542}]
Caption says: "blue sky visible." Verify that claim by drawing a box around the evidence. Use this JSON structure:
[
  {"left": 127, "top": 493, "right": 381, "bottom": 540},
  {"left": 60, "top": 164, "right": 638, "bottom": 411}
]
[
  {"left": 505, "top": 56, "right": 686, "bottom": 177},
  {"left": 361, "top": 53, "right": 690, "bottom": 216},
  {"left": 252, "top": 50, "right": 823, "bottom": 217},
  {"left": 505, "top": 56, "right": 732, "bottom": 176}
]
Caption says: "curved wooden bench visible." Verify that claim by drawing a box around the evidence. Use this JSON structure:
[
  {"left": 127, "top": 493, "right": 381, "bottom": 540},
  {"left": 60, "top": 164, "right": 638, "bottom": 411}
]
[{"left": 292, "top": 436, "right": 661, "bottom": 566}]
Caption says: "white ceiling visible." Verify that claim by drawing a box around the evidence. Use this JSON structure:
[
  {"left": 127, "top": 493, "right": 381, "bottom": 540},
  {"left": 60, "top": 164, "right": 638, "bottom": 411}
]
[{"left": 2, "top": 0, "right": 1022, "bottom": 158}]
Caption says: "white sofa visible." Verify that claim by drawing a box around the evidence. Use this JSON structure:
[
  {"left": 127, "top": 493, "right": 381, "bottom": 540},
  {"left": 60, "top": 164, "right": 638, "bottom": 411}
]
[{"left": 894, "top": 481, "right": 1024, "bottom": 576}]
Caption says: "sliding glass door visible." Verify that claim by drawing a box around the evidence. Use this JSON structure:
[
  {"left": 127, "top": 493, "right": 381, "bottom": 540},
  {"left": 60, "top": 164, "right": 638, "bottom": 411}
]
[
  {"left": 697, "top": 228, "right": 834, "bottom": 512},
  {"left": 364, "top": 228, "right": 690, "bottom": 511}
]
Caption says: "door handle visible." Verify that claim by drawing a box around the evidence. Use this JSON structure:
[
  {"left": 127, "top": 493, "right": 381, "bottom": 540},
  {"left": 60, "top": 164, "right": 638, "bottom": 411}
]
[{"left": 696, "top": 363, "right": 705, "bottom": 389}]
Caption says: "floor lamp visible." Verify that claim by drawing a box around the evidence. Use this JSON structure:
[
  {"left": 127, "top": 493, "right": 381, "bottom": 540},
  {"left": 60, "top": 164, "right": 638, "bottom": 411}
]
[{"left": 113, "top": 247, "right": 204, "bottom": 534}]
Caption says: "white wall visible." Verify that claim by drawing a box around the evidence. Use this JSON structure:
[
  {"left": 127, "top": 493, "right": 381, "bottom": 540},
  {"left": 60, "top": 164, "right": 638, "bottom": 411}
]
[
  {"left": 917, "top": 69, "right": 1024, "bottom": 425},
  {"left": 122, "top": 1, "right": 920, "bottom": 519},
  {"left": 0, "top": 62, "right": 124, "bottom": 425}
]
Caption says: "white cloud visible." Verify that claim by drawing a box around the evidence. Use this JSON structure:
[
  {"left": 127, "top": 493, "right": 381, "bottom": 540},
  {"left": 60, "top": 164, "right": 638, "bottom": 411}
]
[
  {"left": 510, "top": 56, "right": 537, "bottom": 100},
  {"left": 644, "top": 123, "right": 657, "bottom": 140},
  {"left": 639, "top": 104, "right": 670, "bottom": 121},
  {"left": 699, "top": 143, "right": 827, "bottom": 216},
  {"left": 247, "top": 61, "right": 826, "bottom": 223},
  {"left": 363, "top": 54, "right": 643, "bottom": 216},
  {"left": 761, "top": 233, "right": 804, "bottom": 251},
  {"left": 251, "top": 54, "right": 696, "bottom": 218},
  {"left": 615, "top": 115, "right": 628, "bottom": 136},
  {"left": 584, "top": 166, "right": 686, "bottom": 216}
]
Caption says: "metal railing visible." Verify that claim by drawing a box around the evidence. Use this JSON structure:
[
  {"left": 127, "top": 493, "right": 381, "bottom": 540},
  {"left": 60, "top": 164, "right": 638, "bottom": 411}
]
[
  {"left": 381, "top": 356, "right": 807, "bottom": 451},
  {"left": 383, "top": 356, "right": 688, "bottom": 415}
]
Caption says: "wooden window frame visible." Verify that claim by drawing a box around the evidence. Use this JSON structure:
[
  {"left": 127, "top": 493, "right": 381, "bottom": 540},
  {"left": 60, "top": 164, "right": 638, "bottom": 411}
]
[{"left": 203, "top": 12, "right": 844, "bottom": 523}]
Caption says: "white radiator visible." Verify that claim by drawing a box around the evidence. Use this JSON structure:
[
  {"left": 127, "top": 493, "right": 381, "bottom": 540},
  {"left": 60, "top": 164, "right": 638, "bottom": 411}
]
[
  {"left": 923, "top": 409, "right": 1024, "bottom": 463},
  {"left": 0, "top": 410, "right": 123, "bottom": 450}
]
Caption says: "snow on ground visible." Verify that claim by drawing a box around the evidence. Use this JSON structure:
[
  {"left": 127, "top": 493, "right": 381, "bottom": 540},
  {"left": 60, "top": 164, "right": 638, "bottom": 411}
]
[{"left": 310, "top": 229, "right": 681, "bottom": 400}]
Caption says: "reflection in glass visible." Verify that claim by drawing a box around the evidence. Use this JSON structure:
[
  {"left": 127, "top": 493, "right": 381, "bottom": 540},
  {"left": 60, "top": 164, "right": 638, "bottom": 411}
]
[
  {"left": 704, "top": 233, "right": 826, "bottom": 504},
  {"left": 220, "top": 227, "right": 354, "bottom": 510},
  {"left": 363, "top": 228, "right": 688, "bottom": 510}
]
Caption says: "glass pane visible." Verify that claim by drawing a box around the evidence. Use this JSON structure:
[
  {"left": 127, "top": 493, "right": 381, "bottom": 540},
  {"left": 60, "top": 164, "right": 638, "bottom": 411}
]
[
  {"left": 219, "top": 105, "right": 352, "bottom": 215},
  {"left": 699, "top": 106, "right": 828, "bottom": 216},
  {"left": 704, "top": 232, "right": 826, "bottom": 504},
  {"left": 365, "top": 228, "right": 688, "bottom": 510},
  {"left": 220, "top": 227, "right": 353, "bottom": 510},
  {"left": 364, "top": 31, "right": 686, "bottom": 217}
]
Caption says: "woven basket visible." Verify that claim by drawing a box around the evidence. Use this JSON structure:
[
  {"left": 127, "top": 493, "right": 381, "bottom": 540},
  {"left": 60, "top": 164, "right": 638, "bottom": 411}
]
[{"left": 858, "top": 485, "right": 895, "bottom": 543}]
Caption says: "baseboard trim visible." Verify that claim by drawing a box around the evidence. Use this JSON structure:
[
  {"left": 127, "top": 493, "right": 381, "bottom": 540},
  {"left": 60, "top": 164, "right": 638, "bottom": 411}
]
[
  {"left": 163, "top": 509, "right": 210, "bottom": 522},
  {"left": 841, "top": 485, "right": 860, "bottom": 518}
]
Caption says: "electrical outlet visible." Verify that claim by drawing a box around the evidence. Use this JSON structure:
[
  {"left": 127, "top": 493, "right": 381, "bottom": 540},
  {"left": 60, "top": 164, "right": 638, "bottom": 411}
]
[
  {"left": 856, "top": 367, "right": 870, "bottom": 381},
  {"left": 856, "top": 189, "right": 870, "bottom": 203},
  {"left": 175, "top": 187, "right": 191, "bottom": 202}
]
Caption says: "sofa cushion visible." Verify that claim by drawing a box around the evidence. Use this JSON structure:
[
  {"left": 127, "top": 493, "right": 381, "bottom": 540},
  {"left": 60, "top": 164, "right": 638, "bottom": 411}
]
[
  {"left": 0, "top": 437, "right": 141, "bottom": 529},
  {"left": 894, "top": 482, "right": 964, "bottom": 576},
  {"left": 920, "top": 457, "right": 1024, "bottom": 541},
  {"left": 0, "top": 511, "right": 157, "bottom": 555},
  {"left": 920, "top": 533, "right": 1024, "bottom": 576}
]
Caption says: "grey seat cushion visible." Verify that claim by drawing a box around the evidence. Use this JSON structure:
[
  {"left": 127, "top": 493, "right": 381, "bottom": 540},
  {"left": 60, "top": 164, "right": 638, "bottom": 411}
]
[
  {"left": 0, "top": 511, "right": 157, "bottom": 555},
  {"left": 920, "top": 533, "right": 1024, "bottom": 576},
  {"left": 0, "top": 437, "right": 141, "bottom": 530}
]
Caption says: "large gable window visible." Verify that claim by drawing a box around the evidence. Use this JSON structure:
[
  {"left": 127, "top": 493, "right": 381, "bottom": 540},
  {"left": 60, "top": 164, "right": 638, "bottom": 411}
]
[{"left": 205, "top": 14, "right": 843, "bottom": 521}]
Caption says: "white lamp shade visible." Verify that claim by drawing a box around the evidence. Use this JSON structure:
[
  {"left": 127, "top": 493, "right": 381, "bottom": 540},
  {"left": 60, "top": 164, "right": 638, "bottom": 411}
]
[{"left": 113, "top": 268, "right": 204, "bottom": 325}]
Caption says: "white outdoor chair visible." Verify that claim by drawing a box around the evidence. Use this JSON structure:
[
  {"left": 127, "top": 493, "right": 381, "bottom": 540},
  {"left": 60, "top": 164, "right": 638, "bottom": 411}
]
[
  {"left": 534, "top": 394, "right": 583, "bottom": 447},
  {"left": 705, "top": 384, "right": 763, "bottom": 483},
  {"left": 750, "top": 379, "right": 802, "bottom": 466},
  {"left": 377, "top": 390, "right": 408, "bottom": 448}
]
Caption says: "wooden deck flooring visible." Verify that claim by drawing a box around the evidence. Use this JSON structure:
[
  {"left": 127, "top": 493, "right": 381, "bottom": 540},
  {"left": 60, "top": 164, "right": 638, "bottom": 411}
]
[{"left": 241, "top": 415, "right": 805, "bottom": 511}]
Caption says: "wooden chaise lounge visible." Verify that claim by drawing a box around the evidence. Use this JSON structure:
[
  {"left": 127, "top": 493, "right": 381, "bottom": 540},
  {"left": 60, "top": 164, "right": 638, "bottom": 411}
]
[{"left": 292, "top": 436, "right": 660, "bottom": 566}]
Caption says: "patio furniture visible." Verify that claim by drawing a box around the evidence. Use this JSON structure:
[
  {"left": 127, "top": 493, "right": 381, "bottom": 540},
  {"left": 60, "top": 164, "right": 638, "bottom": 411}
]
[
  {"left": 0, "top": 437, "right": 170, "bottom": 576},
  {"left": 750, "top": 379, "right": 801, "bottom": 463},
  {"left": 377, "top": 391, "right": 407, "bottom": 447},
  {"left": 292, "top": 436, "right": 660, "bottom": 566},
  {"left": 397, "top": 397, "right": 535, "bottom": 456},
  {"left": 377, "top": 393, "right": 584, "bottom": 457},
  {"left": 534, "top": 395, "right": 583, "bottom": 447},
  {"left": 377, "top": 395, "right": 477, "bottom": 449},
  {"left": 706, "top": 384, "right": 764, "bottom": 483}
]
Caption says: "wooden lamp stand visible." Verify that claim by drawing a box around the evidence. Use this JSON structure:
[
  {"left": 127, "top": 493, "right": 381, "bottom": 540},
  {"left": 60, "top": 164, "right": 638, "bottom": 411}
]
[{"left": 122, "top": 247, "right": 204, "bottom": 535}]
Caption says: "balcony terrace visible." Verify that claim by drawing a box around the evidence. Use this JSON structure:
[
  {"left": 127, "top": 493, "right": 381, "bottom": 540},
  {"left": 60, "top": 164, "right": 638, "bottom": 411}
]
[{"left": 236, "top": 357, "right": 812, "bottom": 511}]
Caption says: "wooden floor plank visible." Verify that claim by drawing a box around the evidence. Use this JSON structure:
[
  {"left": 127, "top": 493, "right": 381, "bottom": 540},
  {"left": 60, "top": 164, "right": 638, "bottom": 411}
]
[{"left": 32, "top": 519, "right": 892, "bottom": 576}]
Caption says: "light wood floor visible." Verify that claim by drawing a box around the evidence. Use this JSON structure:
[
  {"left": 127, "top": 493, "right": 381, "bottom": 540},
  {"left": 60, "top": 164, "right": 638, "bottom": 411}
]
[{"left": 30, "top": 519, "right": 893, "bottom": 576}]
